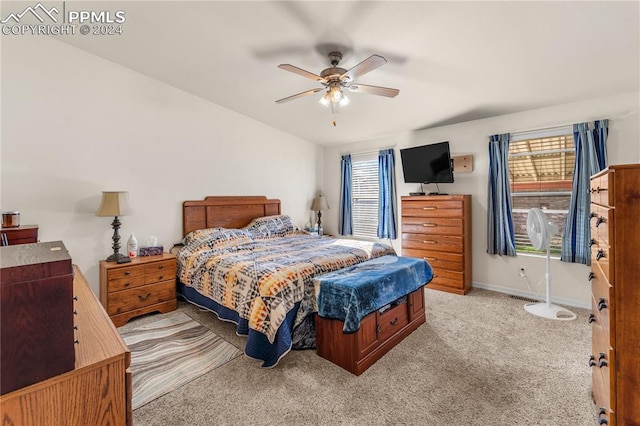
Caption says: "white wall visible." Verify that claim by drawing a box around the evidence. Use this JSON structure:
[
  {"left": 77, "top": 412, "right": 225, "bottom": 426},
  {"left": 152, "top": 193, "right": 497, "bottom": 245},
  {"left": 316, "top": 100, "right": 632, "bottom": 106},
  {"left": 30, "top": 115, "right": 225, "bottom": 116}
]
[
  {"left": 322, "top": 92, "right": 640, "bottom": 307},
  {"left": 1, "top": 36, "right": 321, "bottom": 294}
]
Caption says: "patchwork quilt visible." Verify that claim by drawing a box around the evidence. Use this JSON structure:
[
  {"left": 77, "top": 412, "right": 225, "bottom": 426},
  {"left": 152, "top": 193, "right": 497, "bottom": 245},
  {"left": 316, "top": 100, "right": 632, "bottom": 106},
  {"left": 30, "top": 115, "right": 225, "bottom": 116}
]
[{"left": 177, "top": 215, "right": 396, "bottom": 343}]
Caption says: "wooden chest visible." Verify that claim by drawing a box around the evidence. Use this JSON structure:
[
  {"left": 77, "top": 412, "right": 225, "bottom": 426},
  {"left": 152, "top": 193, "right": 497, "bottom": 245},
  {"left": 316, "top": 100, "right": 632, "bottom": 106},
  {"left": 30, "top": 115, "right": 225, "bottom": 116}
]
[
  {"left": 0, "top": 241, "right": 75, "bottom": 395},
  {"left": 316, "top": 287, "right": 425, "bottom": 375}
]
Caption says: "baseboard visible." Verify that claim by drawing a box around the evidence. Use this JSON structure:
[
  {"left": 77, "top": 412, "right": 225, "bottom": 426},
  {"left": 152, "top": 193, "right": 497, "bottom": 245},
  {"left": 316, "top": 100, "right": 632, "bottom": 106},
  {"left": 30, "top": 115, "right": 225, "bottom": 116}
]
[{"left": 471, "top": 281, "right": 590, "bottom": 310}]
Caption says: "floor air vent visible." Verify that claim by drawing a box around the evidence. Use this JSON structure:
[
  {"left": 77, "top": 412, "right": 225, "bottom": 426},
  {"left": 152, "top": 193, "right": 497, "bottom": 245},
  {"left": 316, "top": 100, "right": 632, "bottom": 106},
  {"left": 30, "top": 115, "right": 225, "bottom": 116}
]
[{"left": 509, "top": 295, "right": 541, "bottom": 304}]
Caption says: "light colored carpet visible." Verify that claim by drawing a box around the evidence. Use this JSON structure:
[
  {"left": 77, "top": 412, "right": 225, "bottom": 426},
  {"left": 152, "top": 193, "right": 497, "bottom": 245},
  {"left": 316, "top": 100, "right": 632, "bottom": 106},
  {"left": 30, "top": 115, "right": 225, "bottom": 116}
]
[
  {"left": 119, "top": 311, "right": 242, "bottom": 410},
  {"left": 131, "top": 288, "right": 593, "bottom": 425}
]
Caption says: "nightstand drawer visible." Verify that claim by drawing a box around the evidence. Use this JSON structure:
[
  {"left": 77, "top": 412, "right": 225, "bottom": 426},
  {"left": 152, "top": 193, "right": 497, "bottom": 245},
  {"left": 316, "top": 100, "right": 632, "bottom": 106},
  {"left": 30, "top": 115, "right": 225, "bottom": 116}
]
[
  {"left": 108, "top": 274, "right": 146, "bottom": 292},
  {"left": 107, "top": 265, "right": 144, "bottom": 282},
  {"left": 144, "top": 261, "right": 176, "bottom": 284},
  {"left": 107, "top": 280, "right": 175, "bottom": 316}
]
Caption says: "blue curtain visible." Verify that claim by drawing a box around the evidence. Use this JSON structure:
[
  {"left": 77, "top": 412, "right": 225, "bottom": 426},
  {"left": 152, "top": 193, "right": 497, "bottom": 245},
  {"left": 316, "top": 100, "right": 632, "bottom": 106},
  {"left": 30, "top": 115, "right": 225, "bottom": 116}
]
[
  {"left": 487, "top": 133, "right": 516, "bottom": 256},
  {"left": 339, "top": 154, "right": 353, "bottom": 236},
  {"left": 377, "top": 149, "right": 397, "bottom": 239},
  {"left": 561, "top": 120, "right": 608, "bottom": 264}
]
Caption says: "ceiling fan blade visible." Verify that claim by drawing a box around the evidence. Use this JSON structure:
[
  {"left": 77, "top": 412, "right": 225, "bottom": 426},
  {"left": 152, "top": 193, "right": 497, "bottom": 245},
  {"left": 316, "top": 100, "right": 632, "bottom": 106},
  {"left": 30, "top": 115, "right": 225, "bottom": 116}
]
[
  {"left": 340, "top": 54, "right": 387, "bottom": 82},
  {"left": 275, "top": 88, "right": 324, "bottom": 104},
  {"left": 347, "top": 84, "right": 399, "bottom": 98},
  {"left": 278, "top": 64, "right": 327, "bottom": 83}
]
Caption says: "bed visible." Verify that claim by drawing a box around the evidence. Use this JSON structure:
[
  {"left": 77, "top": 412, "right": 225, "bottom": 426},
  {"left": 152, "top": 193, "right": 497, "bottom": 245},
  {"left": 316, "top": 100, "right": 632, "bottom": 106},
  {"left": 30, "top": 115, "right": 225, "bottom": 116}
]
[{"left": 176, "top": 196, "right": 397, "bottom": 367}]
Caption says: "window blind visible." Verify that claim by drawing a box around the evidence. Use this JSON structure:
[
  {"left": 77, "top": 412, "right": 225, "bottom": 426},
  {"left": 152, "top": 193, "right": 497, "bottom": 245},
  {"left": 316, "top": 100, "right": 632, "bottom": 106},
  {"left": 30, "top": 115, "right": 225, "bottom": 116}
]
[{"left": 351, "top": 154, "right": 379, "bottom": 238}]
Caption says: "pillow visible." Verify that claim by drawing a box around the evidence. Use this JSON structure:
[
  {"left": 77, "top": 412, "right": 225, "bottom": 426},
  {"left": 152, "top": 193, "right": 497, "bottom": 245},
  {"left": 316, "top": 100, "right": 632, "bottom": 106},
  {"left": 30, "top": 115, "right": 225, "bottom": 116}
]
[
  {"left": 243, "top": 215, "right": 299, "bottom": 239},
  {"left": 183, "top": 227, "right": 223, "bottom": 246},
  {"left": 184, "top": 227, "right": 252, "bottom": 249}
]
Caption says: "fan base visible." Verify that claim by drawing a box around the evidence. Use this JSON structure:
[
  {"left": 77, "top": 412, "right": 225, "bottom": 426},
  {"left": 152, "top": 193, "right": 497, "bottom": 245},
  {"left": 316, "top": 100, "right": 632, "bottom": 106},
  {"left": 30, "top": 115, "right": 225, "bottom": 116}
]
[{"left": 524, "top": 302, "right": 577, "bottom": 321}]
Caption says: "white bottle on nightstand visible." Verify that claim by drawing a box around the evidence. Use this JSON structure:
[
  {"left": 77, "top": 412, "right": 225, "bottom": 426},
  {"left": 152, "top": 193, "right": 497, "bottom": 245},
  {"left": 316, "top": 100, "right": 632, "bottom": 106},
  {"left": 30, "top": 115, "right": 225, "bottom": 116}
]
[{"left": 127, "top": 233, "right": 138, "bottom": 258}]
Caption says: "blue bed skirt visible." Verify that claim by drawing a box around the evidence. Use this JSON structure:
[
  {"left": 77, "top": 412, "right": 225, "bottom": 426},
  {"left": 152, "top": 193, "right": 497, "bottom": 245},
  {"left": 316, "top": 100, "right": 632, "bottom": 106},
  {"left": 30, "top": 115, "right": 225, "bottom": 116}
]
[{"left": 177, "top": 282, "right": 299, "bottom": 368}]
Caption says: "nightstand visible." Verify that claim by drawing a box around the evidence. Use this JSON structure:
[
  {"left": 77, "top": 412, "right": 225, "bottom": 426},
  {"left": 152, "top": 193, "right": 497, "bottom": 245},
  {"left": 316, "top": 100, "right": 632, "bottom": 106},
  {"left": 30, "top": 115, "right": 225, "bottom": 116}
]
[{"left": 99, "top": 253, "right": 177, "bottom": 327}]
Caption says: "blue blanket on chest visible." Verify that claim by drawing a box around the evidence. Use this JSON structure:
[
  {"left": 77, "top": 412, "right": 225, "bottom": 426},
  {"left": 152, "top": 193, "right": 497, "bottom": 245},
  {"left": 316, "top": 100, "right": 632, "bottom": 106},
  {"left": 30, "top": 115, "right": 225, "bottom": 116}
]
[{"left": 313, "top": 255, "right": 433, "bottom": 333}]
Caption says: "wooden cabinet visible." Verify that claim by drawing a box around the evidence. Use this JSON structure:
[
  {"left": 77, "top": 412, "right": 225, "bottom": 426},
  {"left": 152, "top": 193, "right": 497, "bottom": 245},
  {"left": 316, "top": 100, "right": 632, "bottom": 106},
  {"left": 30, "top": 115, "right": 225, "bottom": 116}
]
[
  {"left": 0, "top": 241, "right": 75, "bottom": 395},
  {"left": 401, "top": 195, "right": 472, "bottom": 294},
  {"left": 0, "top": 266, "right": 131, "bottom": 425},
  {"left": 589, "top": 164, "right": 640, "bottom": 426},
  {"left": 100, "top": 253, "right": 177, "bottom": 327},
  {"left": 315, "top": 287, "right": 425, "bottom": 375},
  {"left": 1, "top": 225, "right": 38, "bottom": 246}
]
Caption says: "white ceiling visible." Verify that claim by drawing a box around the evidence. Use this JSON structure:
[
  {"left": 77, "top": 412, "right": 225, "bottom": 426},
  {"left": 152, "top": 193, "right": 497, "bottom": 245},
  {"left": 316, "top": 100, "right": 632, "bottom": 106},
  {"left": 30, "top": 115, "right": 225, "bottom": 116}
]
[{"left": 54, "top": 1, "right": 639, "bottom": 146}]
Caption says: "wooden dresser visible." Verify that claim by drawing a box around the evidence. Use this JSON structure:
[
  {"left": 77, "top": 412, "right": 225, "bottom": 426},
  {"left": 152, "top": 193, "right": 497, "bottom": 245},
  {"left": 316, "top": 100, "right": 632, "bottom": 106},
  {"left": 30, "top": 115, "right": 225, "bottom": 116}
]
[
  {"left": 0, "top": 266, "right": 131, "bottom": 425},
  {"left": 401, "top": 195, "right": 472, "bottom": 294},
  {"left": 589, "top": 164, "right": 640, "bottom": 426},
  {"left": 1, "top": 224, "right": 38, "bottom": 246},
  {"left": 100, "top": 253, "right": 177, "bottom": 327}
]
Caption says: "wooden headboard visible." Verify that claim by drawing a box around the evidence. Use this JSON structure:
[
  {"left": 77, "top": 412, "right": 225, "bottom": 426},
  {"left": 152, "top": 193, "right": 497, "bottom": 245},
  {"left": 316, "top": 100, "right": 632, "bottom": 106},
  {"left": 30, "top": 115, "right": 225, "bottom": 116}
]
[{"left": 182, "top": 196, "right": 281, "bottom": 236}]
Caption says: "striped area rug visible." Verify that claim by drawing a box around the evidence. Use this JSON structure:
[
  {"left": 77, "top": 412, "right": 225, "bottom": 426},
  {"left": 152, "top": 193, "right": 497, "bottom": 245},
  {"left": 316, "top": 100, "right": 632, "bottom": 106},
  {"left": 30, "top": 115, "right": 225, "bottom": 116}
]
[{"left": 120, "top": 311, "right": 242, "bottom": 410}]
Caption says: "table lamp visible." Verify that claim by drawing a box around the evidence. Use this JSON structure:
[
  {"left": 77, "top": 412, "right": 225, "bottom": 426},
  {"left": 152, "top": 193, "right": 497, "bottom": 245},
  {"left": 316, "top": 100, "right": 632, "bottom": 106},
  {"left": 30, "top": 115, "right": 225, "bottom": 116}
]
[
  {"left": 311, "top": 195, "right": 329, "bottom": 234},
  {"left": 96, "top": 191, "right": 131, "bottom": 263}
]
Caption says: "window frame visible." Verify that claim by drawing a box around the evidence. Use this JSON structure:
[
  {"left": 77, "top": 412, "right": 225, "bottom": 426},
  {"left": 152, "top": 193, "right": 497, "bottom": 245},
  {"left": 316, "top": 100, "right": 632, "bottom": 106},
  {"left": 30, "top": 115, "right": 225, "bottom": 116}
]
[{"left": 350, "top": 152, "right": 379, "bottom": 239}]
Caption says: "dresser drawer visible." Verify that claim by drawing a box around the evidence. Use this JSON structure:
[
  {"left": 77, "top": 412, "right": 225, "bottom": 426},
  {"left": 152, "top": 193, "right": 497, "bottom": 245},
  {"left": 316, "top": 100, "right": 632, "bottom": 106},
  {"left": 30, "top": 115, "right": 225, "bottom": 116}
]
[
  {"left": 591, "top": 263, "right": 613, "bottom": 343},
  {"left": 592, "top": 242, "right": 613, "bottom": 284},
  {"left": 402, "top": 248, "right": 463, "bottom": 272},
  {"left": 107, "top": 280, "right": 176, "bottom": 315},
  {"left": 144, "top": 261, "right": 176, "bottom": 284},
  {"left": 592, "top": 322, "right": 614, "bottom": 412},
  {"left": 590, "top": 173, "right": 612, "bottom": 207},
  {"left": 402, "top": 233, "right": 463, "bottom": 253},
  {"left": 401, "top": 200, "right": 463, "bottom": 218},
  {"left": 402, "top": 217, "right": 463, "bottom": 235},
  {"left": 430, "top": 269, "right": 464, "bottom": 290},
  {"left": 378, "top": 300, "right": 410, "bottom": 342},
  {"left": 590, "top": 204, "right": 613, "bottom": 247}
]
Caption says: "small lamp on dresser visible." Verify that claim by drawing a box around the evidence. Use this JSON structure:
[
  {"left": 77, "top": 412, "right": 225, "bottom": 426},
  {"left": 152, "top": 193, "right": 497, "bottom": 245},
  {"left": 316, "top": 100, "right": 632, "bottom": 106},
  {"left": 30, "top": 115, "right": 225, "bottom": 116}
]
[
  {"left": 96, "top": 191, "right": 131, "bottom": 263},
  {"left": 311, "top": 195, "right": 329, "bottom": 235}
]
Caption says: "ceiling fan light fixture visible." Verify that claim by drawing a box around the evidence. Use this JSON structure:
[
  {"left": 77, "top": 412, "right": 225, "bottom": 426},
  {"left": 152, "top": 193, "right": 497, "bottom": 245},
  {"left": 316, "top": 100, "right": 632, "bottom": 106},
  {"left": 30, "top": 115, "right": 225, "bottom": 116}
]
[
  {"left": 339, "top": 94, "right": 350, "bottom": 107},
  {"left": 319, "top": 93, "right": 330, "bottom": 107},
  {"left": 329, "top": 85, "right": 343, "bottom": 102}
]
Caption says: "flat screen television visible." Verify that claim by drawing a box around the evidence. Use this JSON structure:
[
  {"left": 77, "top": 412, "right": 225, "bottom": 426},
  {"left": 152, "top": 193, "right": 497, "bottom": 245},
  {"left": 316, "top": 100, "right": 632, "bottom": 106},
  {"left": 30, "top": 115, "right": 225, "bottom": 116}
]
[{"left": 400, "top": 142, "right": 454, "bottom": 186}]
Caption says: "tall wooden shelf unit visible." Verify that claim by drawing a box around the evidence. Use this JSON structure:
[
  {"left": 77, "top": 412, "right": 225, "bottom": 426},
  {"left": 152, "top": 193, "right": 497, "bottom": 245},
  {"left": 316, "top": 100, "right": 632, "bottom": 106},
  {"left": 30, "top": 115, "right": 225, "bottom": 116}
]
[
  {"left": 589, "top": 164, "right": 640, "bottom": 426},
  {"left": 401, "top": 195, "right": 472, "bottom": 295}
]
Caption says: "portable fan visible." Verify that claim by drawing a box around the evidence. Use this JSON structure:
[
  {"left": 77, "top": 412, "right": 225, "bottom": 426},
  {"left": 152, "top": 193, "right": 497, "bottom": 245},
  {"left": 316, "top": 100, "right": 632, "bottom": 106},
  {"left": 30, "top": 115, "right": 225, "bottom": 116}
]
[{"left": 523, "top": 208, "right": 577, "bottom": 321}]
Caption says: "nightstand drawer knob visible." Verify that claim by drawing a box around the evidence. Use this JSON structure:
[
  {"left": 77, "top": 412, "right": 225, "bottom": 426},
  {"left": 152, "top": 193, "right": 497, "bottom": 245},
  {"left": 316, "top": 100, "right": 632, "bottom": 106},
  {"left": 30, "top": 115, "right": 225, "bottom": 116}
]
[
  {"left": 138, "top": 293, "right": 152, "bottom": 301},
  {"left": 158, "top": 265, "right": 164, "bottom": 270},
  {"left": 158, "top": 275, "right": 164, "bottom": 280},
  {"left": 125, "top": 271, "right": 131, "bottom": 276}
]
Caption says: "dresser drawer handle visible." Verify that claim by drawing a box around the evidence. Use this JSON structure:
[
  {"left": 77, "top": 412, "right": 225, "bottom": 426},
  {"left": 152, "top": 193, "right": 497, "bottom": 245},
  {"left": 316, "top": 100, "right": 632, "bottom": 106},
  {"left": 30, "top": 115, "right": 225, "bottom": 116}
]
[
  {"left": 422, "top": 240, "right": 437, "bottom": 244},
  {"left": 597, "top": 298, "right": 608, "bottom": 311},
  {"left": 588, "top": 272, "right": 595, "bottom": 281},
  {"left": 595, "top": 217, "right": 605, "bottom": 227},
  {"left": 422, "top": 223, "right": 437, "bottom": 227},
  {"left": 590, "top": 212, "right": 598, "bottom": 219},
  {"left": 389, "top": 317, "right": 398, "bottom": 326},
  {"left": 588, "top": 313, "right": 596, "bottom": 324},
  {"left": 588, "top": 355, "right": 596, "bottom": 367},
  {"left": 597, "top": 353, "right": 608, "bottom": 368},
  {"left": 589, "top": 239, "right": 596, "bottom": 248},
  {"left": 422, "top": 207, "right": 436, "bottom": 210},
  {"left": 124, "top": 271, "right": 131, "bottom": 276},
  {"left": 596, "top": 250, "right": 605, "bottom": 261},
  {"left": 598, "top": 408, "right": 608, "bottom": 425},
  {"left": 138, "top": 293, "right": 152, "bottom": 301}
]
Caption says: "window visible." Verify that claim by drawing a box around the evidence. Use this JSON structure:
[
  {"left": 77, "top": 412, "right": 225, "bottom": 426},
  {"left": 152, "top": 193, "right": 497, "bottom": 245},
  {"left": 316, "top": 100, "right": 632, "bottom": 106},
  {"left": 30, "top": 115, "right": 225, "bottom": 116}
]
[
  {"left": 508, "top": 130, "right": 575, "bottom": 255},
  {"left": 351, "top": 153, "right": 379, "bottom": 238}
]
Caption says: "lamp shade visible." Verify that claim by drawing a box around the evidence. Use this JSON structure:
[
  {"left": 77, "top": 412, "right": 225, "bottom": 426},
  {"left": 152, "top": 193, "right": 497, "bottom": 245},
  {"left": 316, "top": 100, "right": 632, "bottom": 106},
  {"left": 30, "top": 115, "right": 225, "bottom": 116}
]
[
  {"left": 311, "top": 195, "right": 329, "bottom": 211},
  {"left": 96, "top": 191, "right": 130, "bottom": 217}
]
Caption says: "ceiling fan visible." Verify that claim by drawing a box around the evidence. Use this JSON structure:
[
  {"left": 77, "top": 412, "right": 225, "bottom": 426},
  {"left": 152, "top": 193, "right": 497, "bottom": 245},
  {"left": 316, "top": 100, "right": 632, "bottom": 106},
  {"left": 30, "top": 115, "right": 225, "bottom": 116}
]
[{"left": 275, "top": 51, "right": 399, "bottom": 119}]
